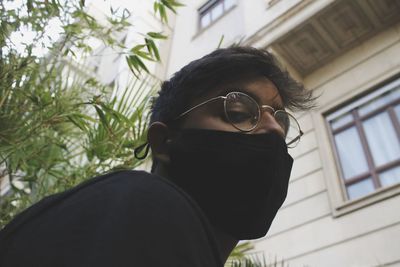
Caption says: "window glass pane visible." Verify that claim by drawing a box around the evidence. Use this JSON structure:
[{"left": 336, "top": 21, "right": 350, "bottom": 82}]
[
  {"left": 379, "top": 166, "right": 400, "bottom": 187},
  {"left": 358, "top": 87, "right": 400, "bottom": 116},
  {"left": 347, "top": 178, "right": 375, "bottom": 200},
  {"left": 211, "top": 2, "right": 223, "bottom": 20},
  {"left": 200, "top": 13, "right": 211, "bottom": 28},
  {"left": 330, "top": 113, "right": 354, "bottom": 130},
  {"left": 394, "top": 87, "right": 400, "bottom": 99},
  {"left": 224, "top": 0, "right": 235, "bottom": 9},
  {"left": 362, "top": 112, "right": 400, "bottom": 166},
  {"left": 334, "top": 127, "right": 369, "bottom": 179}
]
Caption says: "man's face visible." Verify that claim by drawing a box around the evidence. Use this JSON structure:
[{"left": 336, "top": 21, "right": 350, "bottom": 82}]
[
  {"left": 179, "top": 77, "right": 286, "bottom": 137},
  {"left": 157, "top": 76, "right": 294, "bottom": 241}
]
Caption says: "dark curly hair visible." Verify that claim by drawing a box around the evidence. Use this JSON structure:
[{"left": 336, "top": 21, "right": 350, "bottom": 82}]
[{"left": 150, "top": 46, "right": 315, "bottom": 125}]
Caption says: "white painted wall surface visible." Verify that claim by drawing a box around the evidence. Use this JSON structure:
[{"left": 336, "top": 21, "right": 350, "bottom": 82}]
[{"left": 165, "top": 0, "right": 400, "bottom": 266}]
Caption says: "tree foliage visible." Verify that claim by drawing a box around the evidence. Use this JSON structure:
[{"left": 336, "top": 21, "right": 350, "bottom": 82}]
[{"left": 0, "top": 0, "right": 182, "bottom": 227}]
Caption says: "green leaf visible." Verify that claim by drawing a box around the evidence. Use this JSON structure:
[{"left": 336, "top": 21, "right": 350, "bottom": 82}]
[
  {"left": 126, "top": 55, "right": 140, "bottom": 78},
  {"left": 159, "top": 4, "right": 167, "bottom": 23},
  {"left": 145, "top": 38, "right": 160, "bottom": 61},
  {"left": 153, "top": 2, "right": 159, "bottom": 14},
  {"left": 135, "top": 49, "right": 155, "bottom": 61},
  {"left": 99, "top": 102, "right": 129, "bottom": 124},
  {"left": 170, "top": 0, "right": 185, "bottom": 7},
  {"left": 217, "top": 34, "right": 224, "bottom": 49},
  {"left": 94, "top": 105, "right": 109, "bottom": 130},
  {"left": 161, "top": 0, "right": 184, "bottom": 13},
  {"left": 126, "top": 54, "right": 150, "bottom": 74},
  {"left": 67, "top": 115, "right": 85, "bottom": 131},
  {"left": 134, "top": 56, "right": 150, "bottom": 73},
  {"left": 147, "top": 31, "right": 167, "bottom": 39},
  {"left": 131, "top": 44, "right": 146, "bottom": 53},
  {"left": 151, "top": 44, "right": 161, "bottom": 61},
  {"left": 161, "top": 0, "right": 176, "bottom": 13},
  {"left": 27, "top": 0, "right": 33, "bottom": 13}
]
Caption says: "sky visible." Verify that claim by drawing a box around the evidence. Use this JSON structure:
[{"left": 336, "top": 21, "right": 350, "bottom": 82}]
[{"left": 5, "top": 0, "right": 139, "bottom": 58}]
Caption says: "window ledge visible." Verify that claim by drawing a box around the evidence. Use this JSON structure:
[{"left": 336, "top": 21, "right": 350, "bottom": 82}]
[{"left": 332, "top": 183, "right": 400, "bottom": 217}]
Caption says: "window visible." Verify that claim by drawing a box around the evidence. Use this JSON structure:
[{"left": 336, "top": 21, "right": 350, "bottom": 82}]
[
  {"left": 198, "top": 0, "right": 236, "bottom": 29},
  {"left": 326, "top": 77, "right": 400, "bottom": 201}
]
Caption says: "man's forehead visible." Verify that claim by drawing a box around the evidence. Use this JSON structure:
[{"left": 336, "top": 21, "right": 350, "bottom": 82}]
[{"left": 193, "top": 77, "right": 284, "bottom": 109}]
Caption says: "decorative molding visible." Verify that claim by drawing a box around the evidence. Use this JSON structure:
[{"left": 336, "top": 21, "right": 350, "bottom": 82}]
[
  {"left": 317, "top": 1, "right": 374, "bottom": 49},
  {"left": 244, "top": 0, "right": 317, "bottom": 46},
  {"left": 271, "top": 0, "right": 400, "bottom": 76},
  {"left": 367, "top": 0, "right": 400, "bottom": 24},
  {"left": 277, "top": 24, "right": 334, "bottom": 72}
]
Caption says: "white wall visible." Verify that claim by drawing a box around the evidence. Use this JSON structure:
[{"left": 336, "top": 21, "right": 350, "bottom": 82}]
[
  {"left": 166, "top": 1, "right": 400, "bottom": 266},
  {"left": 166, "top": 0, "right": 246, "bottom": 76}
]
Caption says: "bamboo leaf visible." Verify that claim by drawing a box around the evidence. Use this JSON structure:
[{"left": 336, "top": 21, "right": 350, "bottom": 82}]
[
  {"left": 126, "top": 56, "right": 140, "bottom": 78},
  {"left": 153, "top": 2, "right": 159, "bottom": 14},
  {"left": 94, "top": 105, "right": 109, "bottom": 130},
  {"left": 131, "top": 44, "right": 146, "bottom": 53},
  {"left": 145, "top": 38, "right": 160, "bottom": 61},
  {"left": 147, "top": 31, "right": 167, "bottom": 39},
  {"left": 67, "top": 115, "right": 89, "bottom": 132},
  {"left": 159, "top": 4, "right": 167, "bottom": 23},
  {"left": 133, "top": 55, "right": 150, "bottom": 73},
  {"left": 135, "top": 49, "right": 155, "bottom": 61},
  {"left": 217, "top": 34, "right": 224, "bottom": 49},
  {"left": 161, "top": 0, "right": 176, "bottom": 13}
]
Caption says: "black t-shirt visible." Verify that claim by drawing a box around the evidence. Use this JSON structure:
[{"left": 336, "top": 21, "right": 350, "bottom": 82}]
[{"left": 0, "top": 170, "right": 223, "bottom": 267}]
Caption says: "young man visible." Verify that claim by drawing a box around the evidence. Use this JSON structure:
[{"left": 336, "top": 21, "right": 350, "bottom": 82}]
[{"left": 0, "top": 46, "right": 314, "bottom": 266}]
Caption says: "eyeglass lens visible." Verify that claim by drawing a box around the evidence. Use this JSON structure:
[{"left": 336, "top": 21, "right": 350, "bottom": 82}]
[
  {"left": 275, "top": 110, "right": 301, "bottom": 147},
  {"left": 224, "top": 92, "right": 301, "bottom": 147},
  {"left": 225, "top": 92, "right": 259, "bottom": 131}
]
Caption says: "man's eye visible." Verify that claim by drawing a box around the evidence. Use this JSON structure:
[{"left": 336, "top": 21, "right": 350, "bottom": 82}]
[{"left": 227, "top": 110, "right": 252, "bottom": 123}]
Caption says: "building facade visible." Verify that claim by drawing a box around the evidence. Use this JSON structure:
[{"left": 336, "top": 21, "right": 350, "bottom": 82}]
[{"left": 165, "top": 0, "right": 400, "bottom": 266}]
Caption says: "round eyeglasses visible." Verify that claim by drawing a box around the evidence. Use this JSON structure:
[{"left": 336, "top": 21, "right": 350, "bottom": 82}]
[{"left": 175, "top": 91, "right": 303, "bottom": 148}]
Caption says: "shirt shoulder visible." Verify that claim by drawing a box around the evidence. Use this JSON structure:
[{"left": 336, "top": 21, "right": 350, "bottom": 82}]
[{"left": 0, "top": 170, "right": 223, "bottom": 267}]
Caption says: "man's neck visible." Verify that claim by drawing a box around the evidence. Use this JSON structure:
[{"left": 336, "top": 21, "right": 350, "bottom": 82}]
[
  {"left": 154, "top": 166, "right": 238, "bottom": 263},
  {"left": 212, "top": 227, "right": 238, "bottom": 263}
]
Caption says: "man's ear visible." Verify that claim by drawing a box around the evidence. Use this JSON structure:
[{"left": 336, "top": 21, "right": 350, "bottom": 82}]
[{"left": 147, "top": 122, "right": 171, "bottom": 164}]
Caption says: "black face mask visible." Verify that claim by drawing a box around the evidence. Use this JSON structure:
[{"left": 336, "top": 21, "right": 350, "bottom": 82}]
[{"left": 167, "top": 128, "right": 293, "bottom": 240}]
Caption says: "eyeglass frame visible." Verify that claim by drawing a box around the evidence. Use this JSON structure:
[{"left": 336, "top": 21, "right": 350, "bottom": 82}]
[{"left": 174, "top": 91, "right": 304, "bottom": 147}]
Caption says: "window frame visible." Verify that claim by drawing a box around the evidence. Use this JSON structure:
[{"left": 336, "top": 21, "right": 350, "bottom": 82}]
[
  {"left": 197, "top": 0, "right": 236, "bottom": 31},
  {"left": 329, "top": 95, "right": 400, "bottom": 200},
  {"left": 313, "top": 75, "right": 400, "bottom": 217}
]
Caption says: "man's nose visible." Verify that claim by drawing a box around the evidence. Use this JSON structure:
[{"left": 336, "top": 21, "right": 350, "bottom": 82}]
[{"left": 253, "top": 111, "right": 286, "bottom": 138}]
